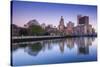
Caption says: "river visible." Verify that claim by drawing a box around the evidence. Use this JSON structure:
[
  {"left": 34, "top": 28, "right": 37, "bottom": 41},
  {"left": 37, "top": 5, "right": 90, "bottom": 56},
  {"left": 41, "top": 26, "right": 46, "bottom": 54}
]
[{"left": 11, "top": 37, "right": 97, "bottom": 66}]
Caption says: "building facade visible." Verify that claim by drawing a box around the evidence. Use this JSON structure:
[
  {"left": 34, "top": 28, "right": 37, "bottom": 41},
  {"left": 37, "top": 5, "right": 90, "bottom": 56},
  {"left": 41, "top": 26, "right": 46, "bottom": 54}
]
[
  {"left": 24, "top": 19, "right": 40, "bottom": 28},
  {"left": 12, "top": 24, "right": 20, "bottom": 36},
  {"left": 58, "top": 16, "right": 65, "bottom": 32},
  {"left": 65, "top": 21, "right": 74, "bottom": 35},
  {"left": 76, "top": 15, "right": 95, "bottom": 35}
]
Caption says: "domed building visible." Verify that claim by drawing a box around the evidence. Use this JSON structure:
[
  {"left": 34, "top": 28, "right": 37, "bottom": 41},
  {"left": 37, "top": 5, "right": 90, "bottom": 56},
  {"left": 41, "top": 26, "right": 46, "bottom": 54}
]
[{"left": 24, "top": 19, "right": 40, "bottom": 28}]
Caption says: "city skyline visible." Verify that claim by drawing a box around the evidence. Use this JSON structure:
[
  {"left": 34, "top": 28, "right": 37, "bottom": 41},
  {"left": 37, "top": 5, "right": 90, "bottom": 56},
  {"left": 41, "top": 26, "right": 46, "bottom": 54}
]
[{"left": 12, "top": 1, "right": 97, "bottom": 31}]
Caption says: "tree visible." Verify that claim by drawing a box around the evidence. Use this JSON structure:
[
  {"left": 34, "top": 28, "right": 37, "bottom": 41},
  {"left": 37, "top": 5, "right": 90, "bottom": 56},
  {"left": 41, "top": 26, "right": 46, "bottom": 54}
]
[{"left": 28, "top": 25, "right": 45, "bottom": 36}]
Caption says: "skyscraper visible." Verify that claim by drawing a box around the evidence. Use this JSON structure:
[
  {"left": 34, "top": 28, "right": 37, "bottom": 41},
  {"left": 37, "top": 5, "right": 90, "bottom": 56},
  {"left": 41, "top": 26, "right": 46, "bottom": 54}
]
[
  {"left": 78, "top": 15, "right": 89, "bottom": 25},
  {"left": 77, "top": 15, "right": 82, "bottom": 25},
  {"left": 77, "top": 15, "right": 90, "bottom": 35},
  {"left": 58, "top": 16, "right": 65, "bottom": 32}
]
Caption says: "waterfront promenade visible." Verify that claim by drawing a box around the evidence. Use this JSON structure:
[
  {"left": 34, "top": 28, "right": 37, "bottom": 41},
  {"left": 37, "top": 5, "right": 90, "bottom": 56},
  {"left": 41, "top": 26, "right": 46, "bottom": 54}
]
[{"left": 12, "top": 34, "right": 97, "bottom": 43}]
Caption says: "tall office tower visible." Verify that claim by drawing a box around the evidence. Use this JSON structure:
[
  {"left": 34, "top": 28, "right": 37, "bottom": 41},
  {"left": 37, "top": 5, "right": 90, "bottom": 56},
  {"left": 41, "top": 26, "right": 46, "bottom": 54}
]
[
  {"left": 58, "top": 16, "right": 65, "bottom": 32},
  {"left": 77, "top": 15, "right": 90, "bottom": 35},
  {"left": 77, "top": 15, "right": 82, "bottom": 25},
  {"left": 79, "top": 16, "right": 89, "bottom": 25}
]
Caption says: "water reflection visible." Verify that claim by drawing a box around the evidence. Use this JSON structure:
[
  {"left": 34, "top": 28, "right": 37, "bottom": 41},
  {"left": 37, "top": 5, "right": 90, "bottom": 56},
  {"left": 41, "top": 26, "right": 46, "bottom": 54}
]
[
  {"left": 12, "top": 37, "right": 95, "bottom": 56},
  {"left": 25, "top": 43, "right": 42, "bottom": 56},
  {"left": 66, "top": 38, "right": 74, "bottom": 49},
  {"left": 76, "top": 37, "right": 95, "bottom": 55}
]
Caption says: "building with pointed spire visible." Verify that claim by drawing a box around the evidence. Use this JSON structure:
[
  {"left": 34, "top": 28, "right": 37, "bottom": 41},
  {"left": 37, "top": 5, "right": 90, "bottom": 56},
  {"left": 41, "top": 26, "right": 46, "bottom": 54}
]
[{"left": 58, "top": 16, "right": 65, "bottom": 32}]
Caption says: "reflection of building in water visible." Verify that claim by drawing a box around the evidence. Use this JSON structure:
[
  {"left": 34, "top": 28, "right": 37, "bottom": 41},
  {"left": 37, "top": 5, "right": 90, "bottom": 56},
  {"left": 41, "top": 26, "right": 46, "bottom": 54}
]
[
  {"left": 40, "top": 41, "right": 51, "bottom": 52},
  {"left": 42, "top": 40, "right": 53, "bottom": 51},
  {"left": 41, "top": 41, "right": 46, "bottom": 51},
  {"left": 12, "top": 44, "right": 19, "bottom": 51},
  {"left": 76, "top": 38, "right": 90, "bottom": 55},
  {"left": 41, "top": 39, "right": 64, "bottom": 52},
  {"left": 78, "top": 46, "right": 89, "bottom": 54},
  {"left": 25, "top": 42, "right": 42, "bottom": 56},
  {"left": 66, "top": 38, "right": 74, "bottom": 49},
  {"left": 12, "top": 43, "right": 27, "bottom": 52},
  {"left": 47, "top": 40, "right": 53, "bottom": 50},
  {"left": 59, "top": 39, "right": 65, "bottom": 53},
  {"left": 86, "top": 37, "right": 94, "bottom": 46}
]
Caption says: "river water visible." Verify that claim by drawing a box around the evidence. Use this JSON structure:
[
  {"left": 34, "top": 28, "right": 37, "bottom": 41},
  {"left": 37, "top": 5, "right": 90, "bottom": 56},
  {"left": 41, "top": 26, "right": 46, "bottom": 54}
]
[{"left": 11, "top": 37, "right": 97, "bottom": 66}]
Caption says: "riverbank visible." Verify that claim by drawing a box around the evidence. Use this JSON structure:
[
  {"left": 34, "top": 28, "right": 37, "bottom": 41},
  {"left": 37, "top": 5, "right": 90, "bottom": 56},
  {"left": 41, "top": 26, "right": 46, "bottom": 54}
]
[{"left": 11, "top": 34, "right": 97, "bottom": 43}]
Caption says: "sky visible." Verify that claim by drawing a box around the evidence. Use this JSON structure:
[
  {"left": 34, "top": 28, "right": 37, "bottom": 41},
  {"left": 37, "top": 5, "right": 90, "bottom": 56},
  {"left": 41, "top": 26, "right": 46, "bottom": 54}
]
[{"left": 11, "top": 1, "right": 97, "bottom": 31}]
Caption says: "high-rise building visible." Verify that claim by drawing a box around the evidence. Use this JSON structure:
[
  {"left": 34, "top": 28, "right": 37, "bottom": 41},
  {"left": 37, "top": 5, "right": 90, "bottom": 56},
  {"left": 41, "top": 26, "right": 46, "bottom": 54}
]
[
  {"left": 87, "top": 24, "right": 92, "bottom": 34},
  {"left": 59, "top": 16, "right": 64, "bottom": 25},
  {"left": 76, "top": 15, "right": 90, "bottom": 35},
  {"left": 67, "top": 21, "right": 74, "bottom": 28},
  {"left": 58, "top": 16, "right": 65, "bottom": 32},
  {"left": 78, "top": 15, "right": 89, "bottom": 25},
  {"left": 77, "top": 15, "right": 82, "bottom": 25},
  {"left": 65, "top": 21, "right": 74, "bottom": 35}
]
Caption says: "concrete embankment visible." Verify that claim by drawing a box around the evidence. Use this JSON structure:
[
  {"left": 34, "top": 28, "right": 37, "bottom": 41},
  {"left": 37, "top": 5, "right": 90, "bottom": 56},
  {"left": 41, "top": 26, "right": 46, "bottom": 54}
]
[{"left": 11, "top": 34, "right": 97, "bottom": 43}]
